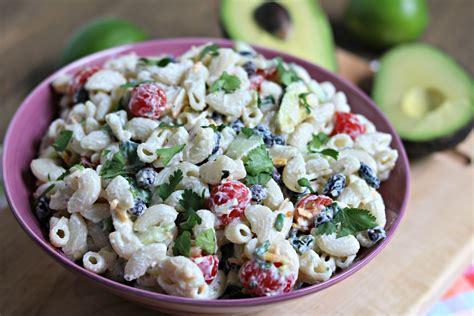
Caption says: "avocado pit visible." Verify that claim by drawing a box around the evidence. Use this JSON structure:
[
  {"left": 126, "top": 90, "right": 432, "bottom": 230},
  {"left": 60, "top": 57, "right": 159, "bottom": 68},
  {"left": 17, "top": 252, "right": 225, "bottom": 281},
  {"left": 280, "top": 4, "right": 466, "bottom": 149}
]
[{"left": 253, "top": 1, "right": 292, "bottom": 40}]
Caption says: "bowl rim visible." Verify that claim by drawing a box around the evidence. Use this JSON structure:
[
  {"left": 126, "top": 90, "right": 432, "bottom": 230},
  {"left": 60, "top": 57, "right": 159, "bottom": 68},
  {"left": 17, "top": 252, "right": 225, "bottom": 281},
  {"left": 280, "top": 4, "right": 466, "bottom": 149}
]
[{"left": 3, "top": 37, "right": 410, "bottom": 307}]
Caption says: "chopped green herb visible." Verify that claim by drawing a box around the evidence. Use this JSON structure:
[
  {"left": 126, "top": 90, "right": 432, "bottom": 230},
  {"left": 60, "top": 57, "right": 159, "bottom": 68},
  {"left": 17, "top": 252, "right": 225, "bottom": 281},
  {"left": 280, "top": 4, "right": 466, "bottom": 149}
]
[
  {"left": 314, "top": 207, "right": 378, "bottom": 238},
  {"left": 159, "top": 122, "right": 184, "bottom": 129},
  {"left": 57, "top": 170, "right": 70, "bottom": 181},
  {"left": 43, "top": 184, "right": 55, "bottom": 195},
  {"left": 157, "top": 170, "right": 183, "bottom": 201},
  {"left": 128, "top": 178, "right": 151, "bottom": 204},
  {"left": 178, "top": 189, "right": 205, "bottom": 232},
  {"left": 139, "top": 57, "right": 174, "bottom": 67},
  {"left": 180, "top": 211, "right": 202, "bottom": 232},
  {"left": 299, "top": 93, "right": 311, "bottom": 114},
  {"left": 119, "top": 141, "right": 145, "bottom": 172},
  {"left": 210, "top": 71, "right": 241, "bottom": 94},
  {"left": 120, "top": 80, "right": 154, "bottom": 88},
  {"left": 179, "top": 189, "right": 206, "bottom": 215},
  {"left": 314, "top": 221, "right": 337, "bottom": 236},
  {"left": 199, "top": 43, "right": 220, "bottom": 59},
  {"left": 257, "top": 95, "right": 275, "bottom": 108},
  {"left": 245, "top": 173, "right": 272, "bottom": 186},
  {"left": 196, "top": 228, "right": 217, "bottom": 255},
  {"left": 156, "top": 144, "right": 186, "bottom": 166},
  {"left": 99, "top": 151, "right": 126, "bottom": 179},
  {"left": 52, "top": 130, "right": 73, "bottom": 152},
  {"left": 274, "top": 214, "right": 285, "bottom": 232},
  {"left": 317, "top": 148, "right": 339, "bottom": 160},
  {"left": 255, "top": 240, "right": 271, "bottom": 256},
  {"left": 275, "top": 57, "right": 301, "bottom": 87},
  {"left": 243, "top": 144, "right": 274, "bottom": 178},
  {"left": 297, "top": 178, "right": 315, "bottom": 194},
  {"left": 240, "top": 127, "right": 255, "bottom": 138},
  {"left": 173, "top": 231, "right": 192, "bottom": 257},
  {"left": 307, "top": 133, "right": 330, "bottom": 151},
  {"left": 202, "top": 124, "right": 226, "bottom": 132}
]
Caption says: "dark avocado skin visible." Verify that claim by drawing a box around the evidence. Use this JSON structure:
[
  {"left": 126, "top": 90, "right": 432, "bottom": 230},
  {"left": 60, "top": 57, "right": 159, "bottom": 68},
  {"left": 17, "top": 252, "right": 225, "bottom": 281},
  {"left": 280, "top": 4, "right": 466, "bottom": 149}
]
[{"left": 403, "top": 120, "right": 473, "bottom": 158}]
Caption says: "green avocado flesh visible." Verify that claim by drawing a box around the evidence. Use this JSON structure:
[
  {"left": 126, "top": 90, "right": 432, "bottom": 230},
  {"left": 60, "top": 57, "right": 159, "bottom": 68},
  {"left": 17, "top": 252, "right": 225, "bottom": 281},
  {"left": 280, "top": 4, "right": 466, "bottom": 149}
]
[
  {"left": 220, "top": 0, "right": 337, "bottom": 72},
  {"left": 373, "top": 44, "right": 474, "bottom": 142}
]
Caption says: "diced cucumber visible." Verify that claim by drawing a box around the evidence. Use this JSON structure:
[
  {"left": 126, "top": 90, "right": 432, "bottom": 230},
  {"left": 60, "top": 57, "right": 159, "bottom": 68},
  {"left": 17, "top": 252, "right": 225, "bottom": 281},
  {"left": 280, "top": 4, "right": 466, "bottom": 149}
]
[
  {"left": 277, "top": 82, "right": 310, "bottom": 134},
  {"left": 225, "top": 134, "right": 264, "bottom": 159}
]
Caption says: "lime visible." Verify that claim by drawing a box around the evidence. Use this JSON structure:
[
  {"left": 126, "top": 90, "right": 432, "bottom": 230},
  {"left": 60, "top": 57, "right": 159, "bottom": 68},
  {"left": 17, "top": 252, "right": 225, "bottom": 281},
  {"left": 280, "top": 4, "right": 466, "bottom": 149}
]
[
  {"left": 62, "top": 17, "right": 148, "bottom": 64},
  {"left": 345, "top": 0, "right": 429, "bottom": 48}
]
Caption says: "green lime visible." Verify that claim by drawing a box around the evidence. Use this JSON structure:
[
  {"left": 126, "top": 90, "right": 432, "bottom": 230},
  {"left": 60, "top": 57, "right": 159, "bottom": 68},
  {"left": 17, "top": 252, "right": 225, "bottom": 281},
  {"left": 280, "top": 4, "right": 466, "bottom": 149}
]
[
  {"left": 62, "top": 17, "right": 148, "bottom": 64},
  {"left": 345, "top": 0, "right": 429, "bottom": 48}
]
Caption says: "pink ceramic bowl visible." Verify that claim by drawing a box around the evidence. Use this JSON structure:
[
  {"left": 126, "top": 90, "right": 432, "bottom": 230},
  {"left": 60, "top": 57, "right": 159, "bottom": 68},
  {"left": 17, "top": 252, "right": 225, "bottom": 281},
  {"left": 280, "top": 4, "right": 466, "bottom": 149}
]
[{"left": 3, "top": 38, "right": 410, "bottom": 314}]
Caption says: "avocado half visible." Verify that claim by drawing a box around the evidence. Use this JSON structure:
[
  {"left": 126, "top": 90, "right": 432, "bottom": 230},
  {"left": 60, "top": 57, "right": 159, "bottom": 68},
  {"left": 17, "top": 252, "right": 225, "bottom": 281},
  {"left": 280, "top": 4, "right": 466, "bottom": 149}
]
[
  {"left": 373, "top": 43, "right": 474, "bottom": 157},
  {"left": 220, "top": 0, "right": 337, "bottom": 72}
]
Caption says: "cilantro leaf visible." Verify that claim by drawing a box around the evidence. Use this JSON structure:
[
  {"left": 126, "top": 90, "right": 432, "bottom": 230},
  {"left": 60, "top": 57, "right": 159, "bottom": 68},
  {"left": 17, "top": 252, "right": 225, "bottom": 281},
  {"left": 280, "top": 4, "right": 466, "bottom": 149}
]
[
  {"left": 257, "top": 95, "right": 275, "bottom": 108},
  {"left": 333, "top": 208, "right": 378, "bottom": 238},
  {"left": 297, "top": 178, "right": 315, "bottom": 194},
  {"left": 120, "top": 80, "right": 154, "bottom": 88},
  {"left": 210, "top": 72, "right": 241, "bottom": 94},
  {"left": 243, "top": 145, "right": 274, "bottom": 177},
  {"left": 178, "top": 189, "right": 204, "bottom": 232},
  {"left": 199, "top": 43, "right": 220, "bottom": 59},
  {"left": 196, "top": 228, "right": 217, "bottom": 254},
  {"left": 314, "top": 221, "right": 337, "bottom": 236},
  {"left": 128, "top": 178, "right": 151, "bottom": 204},
  {"left": 275, "top": 57, "right": 301, "bottom": 87},
  {"left": 159, "top": 122, "right": 184, "bottom": 129},
  {"left": 202, "top": 124, "right": 226, "bottom": 132},
  {"left": 100, "top": 151, "right": 126, "bottom": 179},
  {"left": 139, "top": 57, "right": 175, "bottom": 67},
  {"left": 120, "top": 141, "right": 146, "bottom": 172},
  {"left": 157, "top": 170, "right": 183, "bottom": 201},
  {"left": 246, "top": 173, "right": 272, "bottom": 186},
  {"left": 179, "top": 189, "right": 206, "bottom": 214},
  {"left": 299, "top": 93, "right": 311, "bottom": 114},
  {"left": 318, "top": 148, "right": 339, "bottom": 160},
  {"left": 180, "top": 211, "right": 202, "bottom": 231},
  {"left": 43, "top": 184, "right": 56, "bottom": 195},
  {"left": 52, "top": 130, "right": 73, "bottom": 152},
  {"left": 173, "top": 231, "right": 192, "bottom": 257},
  {"left": 307, "top": 133, "right": 330, "bottom": 151},
  {"left": 156, "top": 144, "right": 185, "bottom": 166}
]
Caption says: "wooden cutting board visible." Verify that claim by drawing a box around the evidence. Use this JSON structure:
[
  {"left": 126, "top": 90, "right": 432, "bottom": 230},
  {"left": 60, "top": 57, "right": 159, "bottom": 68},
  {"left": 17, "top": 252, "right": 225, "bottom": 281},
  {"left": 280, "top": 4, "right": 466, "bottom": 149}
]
[{"left": 0, "top": 50, "right": 472, "bottom": 316}]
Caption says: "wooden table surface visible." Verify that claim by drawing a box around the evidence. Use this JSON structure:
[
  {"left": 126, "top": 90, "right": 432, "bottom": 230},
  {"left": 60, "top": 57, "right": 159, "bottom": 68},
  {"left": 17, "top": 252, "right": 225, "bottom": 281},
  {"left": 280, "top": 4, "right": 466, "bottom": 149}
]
[{"left": 0, "top": 1, "right": 473, "bottom": 315}]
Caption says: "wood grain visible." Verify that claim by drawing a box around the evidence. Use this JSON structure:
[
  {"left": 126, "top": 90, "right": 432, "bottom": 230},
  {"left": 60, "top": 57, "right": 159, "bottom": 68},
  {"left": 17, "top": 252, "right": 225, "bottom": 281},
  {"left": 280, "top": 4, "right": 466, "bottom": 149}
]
[{"left": 1, "top": 134, "right": 472, "bottom": 316}]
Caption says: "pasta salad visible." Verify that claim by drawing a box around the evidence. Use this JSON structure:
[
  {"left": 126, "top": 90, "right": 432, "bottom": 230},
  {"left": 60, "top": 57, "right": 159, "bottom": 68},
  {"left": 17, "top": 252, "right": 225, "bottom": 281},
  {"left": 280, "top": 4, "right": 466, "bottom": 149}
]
[{"left": 31, "top": 42, "right": 398, "bottom": 299}]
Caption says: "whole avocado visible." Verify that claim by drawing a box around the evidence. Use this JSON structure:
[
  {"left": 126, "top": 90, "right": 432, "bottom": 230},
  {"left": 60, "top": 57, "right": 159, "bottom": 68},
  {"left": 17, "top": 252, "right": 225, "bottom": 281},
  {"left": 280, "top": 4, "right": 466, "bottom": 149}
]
[
  {"left": 345, "top": 0, "right": 429, "bottom": 48},
  {"left": 62, "top": 17, "right": 148, "bottom": 64}
]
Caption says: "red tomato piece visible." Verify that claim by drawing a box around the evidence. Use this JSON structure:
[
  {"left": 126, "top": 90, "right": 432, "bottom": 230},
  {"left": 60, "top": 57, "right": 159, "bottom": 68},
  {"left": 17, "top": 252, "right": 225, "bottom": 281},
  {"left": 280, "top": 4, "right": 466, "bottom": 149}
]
[
  {"left": 210, "top": 180, "right": 251, "bottom": 225},
  {"left": 256, "top": 67, "right": 278, "bottom": 81},
  {"left": 128, "top": 83, "right": 167, "bottom": 119},
  {"left": 239, "top": 259, "right": 296, "bottom": 297},
  {"left": 68, "top": 65, "right": 101, "bottom": 96},
  {"left": 192, "top": 255, "right": 219, "bottom": 284},
  {"left": 332, "top": 112, "right": 366, "bottom": 139}
]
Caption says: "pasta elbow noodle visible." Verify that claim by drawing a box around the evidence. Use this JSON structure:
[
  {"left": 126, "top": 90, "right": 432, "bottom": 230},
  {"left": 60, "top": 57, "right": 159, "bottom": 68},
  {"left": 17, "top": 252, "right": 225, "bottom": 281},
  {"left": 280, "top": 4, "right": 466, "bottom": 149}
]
[
  {"left": 30, "top": 158, "right": 66, "bottom": 182},
  {"left": 49, "top": 217, "right": 70, "bottom": 247},
  {"left": 224, "top": 220, "right": 252, "bottom": 244},
  {"left": 67, "top": 169, "right": 101, "bottom": 213},
  {"left": 124, "top": 243, "right": 167, "bottom": 281},
  {"left": 316, "top": 234, "right": 360, "bottom": 257}
]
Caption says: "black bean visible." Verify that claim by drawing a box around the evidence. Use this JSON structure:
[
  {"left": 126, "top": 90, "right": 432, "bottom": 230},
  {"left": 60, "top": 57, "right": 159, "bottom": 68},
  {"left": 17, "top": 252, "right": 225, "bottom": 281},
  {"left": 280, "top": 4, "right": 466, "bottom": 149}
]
[
  {"left": 289, "top": 234, "right": 315, "bottom": 254},
  {"left": 250, "top": 184, "right": 267, "bottom": 203},
  {"left": 135, "top": 167, "right": 158, "bottom": 189},
  {"left": 368, "top": 227, "right": 386, "bottom": 242},
  {"left": 358, "top": 162, "right": 380, "bottom": 189},
  {"left": 323, "top": 174, "right": 346, "bottom": 198}
]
